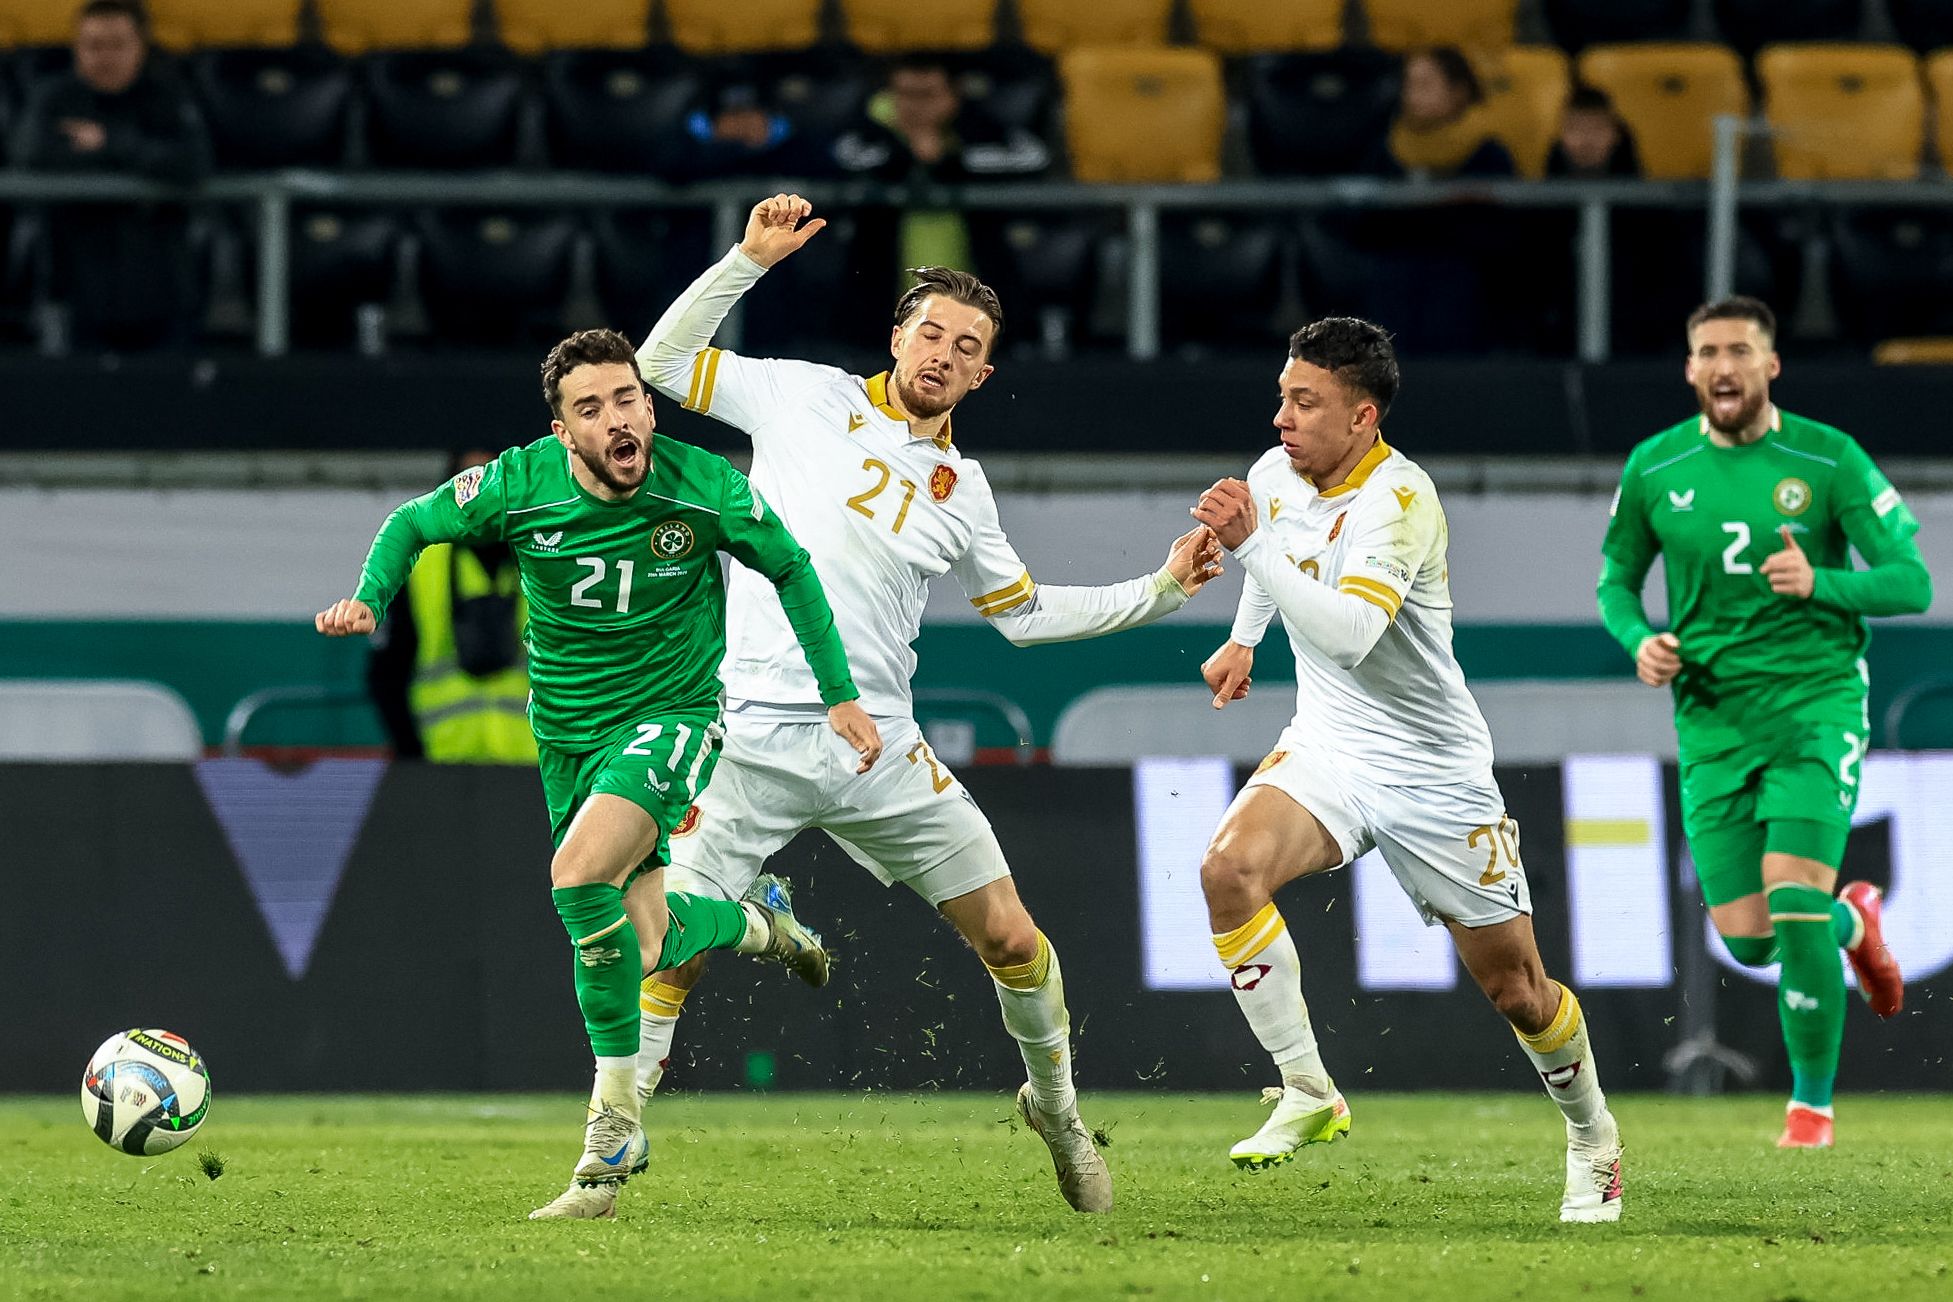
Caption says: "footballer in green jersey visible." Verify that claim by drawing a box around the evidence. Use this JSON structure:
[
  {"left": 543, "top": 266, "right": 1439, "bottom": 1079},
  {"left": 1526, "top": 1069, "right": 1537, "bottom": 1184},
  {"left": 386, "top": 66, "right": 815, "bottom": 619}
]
[
  {"left": 1598, "top": 297, "right": 1930, "bottom": 1147},
  {"left": 316, "top": 329, "right": 883, "bottom": 1219}
]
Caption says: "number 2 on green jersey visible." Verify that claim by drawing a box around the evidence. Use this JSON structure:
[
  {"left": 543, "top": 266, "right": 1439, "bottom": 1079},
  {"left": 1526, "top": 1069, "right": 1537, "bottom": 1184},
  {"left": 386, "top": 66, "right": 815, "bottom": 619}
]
[
  {"left": 569, "top": 556, "right": 636, "bottom": 613},
  {"left": 1720, "top": 521, "right": 1752, "bottom": 575}
]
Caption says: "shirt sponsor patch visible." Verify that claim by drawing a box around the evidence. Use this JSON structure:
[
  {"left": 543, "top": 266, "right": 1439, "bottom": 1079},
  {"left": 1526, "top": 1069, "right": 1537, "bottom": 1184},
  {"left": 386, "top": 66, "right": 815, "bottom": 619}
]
[
  {"left": 452, "top": 466, "right": 484, "bottom": 506},
  {"left": 1364, "top": 555, "right": 1411, "bottom": 585},
  {"left": 1873, "top": 486, "right": 1903, "bottom": 518}
]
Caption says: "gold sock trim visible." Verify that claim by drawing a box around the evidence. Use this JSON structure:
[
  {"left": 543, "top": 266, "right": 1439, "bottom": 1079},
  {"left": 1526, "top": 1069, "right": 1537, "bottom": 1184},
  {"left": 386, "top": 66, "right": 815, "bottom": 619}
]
[
  {"left": 1518, "top": 982, "right": 1582, "bottom": 1054},
  {"left": 573, "top": 915, "right": 629, "bottom": 947},
  {"left": 986, "top": 931, "right": 1053, "bottom": 991},
  {"left": 1212, "top": 902, "right": 1286, "bottom": 969},
  {"left": 638, "top": 977, "right": 690, "bottom": 1018}
]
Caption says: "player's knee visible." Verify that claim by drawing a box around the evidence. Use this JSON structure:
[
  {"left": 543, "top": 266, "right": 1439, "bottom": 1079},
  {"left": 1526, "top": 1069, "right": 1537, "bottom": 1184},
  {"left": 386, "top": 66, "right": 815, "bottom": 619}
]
[
  {"left": 972, "top": 912, "right": 1039, "bottom": 969},
  {"left": 662, "top": 951, "right": 710, "bottom": 989},
  {"left": 1200, "top": 842, "right": 1265, "bottom": 914},
  {"left": 549, "top": 844, "right": 607, "bottom": 888},
  {"left": 1479, "top": 966, "right": 1554, "bottom": 1032}
]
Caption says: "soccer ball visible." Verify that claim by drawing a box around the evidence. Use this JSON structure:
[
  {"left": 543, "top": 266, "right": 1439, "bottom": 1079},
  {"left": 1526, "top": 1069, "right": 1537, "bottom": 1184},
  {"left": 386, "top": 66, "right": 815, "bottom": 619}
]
[{"left": 80, "top": 1029, "right": 212, "bottom": 1156}]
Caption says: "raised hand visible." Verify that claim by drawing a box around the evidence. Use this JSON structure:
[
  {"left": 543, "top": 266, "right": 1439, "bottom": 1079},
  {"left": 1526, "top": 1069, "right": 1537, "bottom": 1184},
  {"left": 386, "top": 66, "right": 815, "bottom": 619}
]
[
  {"left": 739, "top": 193, "right": 827, "bottom": 269},
  {"left": 315, "top": 598, "right": 376, "bottom": 637},
  {"left": 1760, "top": 524, "right": 1815, "bottom": 599},
  {"left": 1190, "top": 478, "right": 1257, "bottom": 550},
  {"left": 1165, "top": 525, "right": 1225, "bottom": 596},
  {"left": 1634, "top": 632, "right": 1681, "bottom": 687},
  {"left": 827, "top": 700, "right": 884, "bottom": 773},
  {"left": 1202, "top": 640, "right": 1255, "bottom": 710}
]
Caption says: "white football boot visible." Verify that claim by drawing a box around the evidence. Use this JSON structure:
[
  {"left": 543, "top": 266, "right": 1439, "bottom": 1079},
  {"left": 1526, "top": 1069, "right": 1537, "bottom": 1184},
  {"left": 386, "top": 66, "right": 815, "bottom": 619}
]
[
  {"left": 528, "top": 1104, "right": 649, "bottom": 1221},
  {"left": 1230, "top": 1084, "right": 1352, "bottom": 1171},
  {"left": 1015, "top": 1083, "right": 1114, "bottom": 1213},
  {"left": 1560, "top": 1113, "right": 1624, "bottom": 1223}
]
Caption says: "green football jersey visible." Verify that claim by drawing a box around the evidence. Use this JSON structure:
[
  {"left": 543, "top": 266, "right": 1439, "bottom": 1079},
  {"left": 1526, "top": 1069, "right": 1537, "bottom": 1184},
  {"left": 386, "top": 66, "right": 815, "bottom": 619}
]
[
  {"left": 352, "top": 434, "right": 857, "bottom": 750},
  {"left": 1598, "top": 408, "right": 1925, "bottom": 759}
]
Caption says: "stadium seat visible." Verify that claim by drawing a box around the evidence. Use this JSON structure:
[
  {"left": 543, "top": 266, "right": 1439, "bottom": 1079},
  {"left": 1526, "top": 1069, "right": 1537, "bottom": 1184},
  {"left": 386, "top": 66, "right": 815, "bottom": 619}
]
[
  {"left": 752, "top": 48, "right": 879, "bottom": 144},
  {"left": 1608, "top": 210, "right": 1795, "bottom": 354},
  {"left": 147, "top": 0, "right": 300, "bottom": 50},
  {"left": 540, "top": 48, "right": 704, "bottom": 173},
  {"left": 363, "top": 49, "right": 528, "bottom": 170},
  {"left": 942, "top": 46, "right": 1058, "bottom": 136},
  {"left": 416, "top": 209, "right": 578, "bottom": 347},
  {"left": 1017, "top": 0, "right": 1174, "bottom": 54},
  {"left": 316, "top": 0, "right": 472, "bottom": 55},
  {"left": 1360, "top": 0, "right": 1519, "bottom": 52},
  {"left": 190, "top": 47, "right": 352, "bottom": 169},
  {"left": 840, "top": 0, "right": 996, "bottom": 53},
  {"left": 1541, "top": 0, "right": 1693, "bottom": 51},
  {"left": 1927, "top": 49, "right": 1953, "bottom": 172},
  {"left": 1890, "top": 0, "right": 1953, "bottom": 53},
  {"left": 0, "top": 1, "right": 80, "bottom": 48},
  {"left": 1873, "top": 337, "right": 1953, "bottom": 364},
  {"left": 288, "top": 209, "right": 400, "bottom": 348},
  {"left": 495, "top": 0, "right": 653, "bottom": 57},
  {"left": 1713, "top": 0, "right": 1864, "bottom": 57},
  {"left": 1576, "top": 43, "right": 1749, "bottom": 180},
  {"left": 590, "top": 208, "right": 714, "bottom": 337},
  {"left": 1159, "top": 215, "right": 1287, "bottom": 349},
  {"left": 1475, "top": 46, "right": 1570, "bottom": 179},
  {"left": 1757, "top": 44, "right": 1923, "bottom": 181},
  {"left": 1059, "top": 48, "right": 1224, "bottom": 183},
  {"left": 1242, "top": 46, "right": 1401, "bottom": 176},
  {"left": 663, "top": 0, "right": 821, "bottom": 55},
  {"left": 1186, "top": 0, "right": 1343, "bottom": 54},
  {"left": 968, "top": 212, "right": 1103, "bottom": 354},
  {"left": 1829, "top": 208, "right": 1953, "bottom": 344}
]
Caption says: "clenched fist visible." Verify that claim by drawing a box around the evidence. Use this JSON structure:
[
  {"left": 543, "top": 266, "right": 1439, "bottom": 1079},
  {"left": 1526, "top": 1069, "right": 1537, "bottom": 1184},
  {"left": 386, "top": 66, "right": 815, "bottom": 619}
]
[{"left": 315, "top": 598, "right": 376, "bottom": 637}]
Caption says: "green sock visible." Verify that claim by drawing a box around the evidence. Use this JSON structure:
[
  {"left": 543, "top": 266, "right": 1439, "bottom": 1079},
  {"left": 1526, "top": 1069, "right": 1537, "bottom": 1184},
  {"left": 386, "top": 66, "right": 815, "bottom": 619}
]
[
  {"left": 1768, "top": 883, "right": 1847, "bottom": 1109},
  {"left": 656, "top": 892, "right": 751, "bottom": 971},
  {"left": 551, "top": 883, "right": 642, "bottom": 1058},
  {"left": 1721, "top": 934, "right": 1779, "bottom": 966}
]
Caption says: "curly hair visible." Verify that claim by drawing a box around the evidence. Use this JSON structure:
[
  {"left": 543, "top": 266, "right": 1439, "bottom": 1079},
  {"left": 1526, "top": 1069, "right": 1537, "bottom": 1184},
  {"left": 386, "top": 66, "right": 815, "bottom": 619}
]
[{"left": 540, "top": 329, "right": 648, "bottom": 417}]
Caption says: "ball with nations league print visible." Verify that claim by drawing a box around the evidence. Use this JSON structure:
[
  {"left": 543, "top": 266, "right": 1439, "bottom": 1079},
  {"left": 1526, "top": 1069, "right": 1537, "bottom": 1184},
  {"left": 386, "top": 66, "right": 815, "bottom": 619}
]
[{"left": 80, "top": 1029, "right": 212, "bottom": 1156}]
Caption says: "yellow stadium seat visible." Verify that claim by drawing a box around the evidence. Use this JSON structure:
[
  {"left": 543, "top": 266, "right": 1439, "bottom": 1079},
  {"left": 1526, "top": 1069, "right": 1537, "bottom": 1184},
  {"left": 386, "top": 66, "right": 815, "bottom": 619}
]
[
  {"left": 316, "top": 0, "right": 472, "bottom": 54},
  {"left": 1758, "top": 43, "right": 1924, "bottom": 180},
  {"left": 841, "top": 0, "right": 995, "bottom": 54},
  {"left": 1019, "top": 0, "right": 1174, "bottom": 55},
  {"left": 663, "top": 0, "right": 821, "bottom": 55},
  {"left": 495, "top": 0, "right": 652, "bottom": 56},
  {"left": 1576, "top": 43, "right": 1749, "bottom": 180},
  {"left": 1921, "top": 49, "right": 1953, "bottom": 171},
  {"left": 0, "top": 0, "right": 87, "bottom": 47},
  {"left": 1061, "top": 47, "right": 1224, "bottom": 183},
  {"left": 1475, "top": 45, "right": 1569, "bottom": 179},
  {"left": 1187, "top": 0, "right": 1342, "bottom": 54},
  {"left": 1873, "top": 337, "right": 1953, "bottom": 365},
  {"left": 147, "top": 0, "right": 300, "bottom": 49},
  {"left": 1361, "top": 0, "right": 1519, "bottom": 52}
]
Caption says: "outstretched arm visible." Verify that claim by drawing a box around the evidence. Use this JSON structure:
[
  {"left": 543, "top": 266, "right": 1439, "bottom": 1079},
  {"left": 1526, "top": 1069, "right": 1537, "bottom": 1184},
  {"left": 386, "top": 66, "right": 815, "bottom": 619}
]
[{"left": 318, "top": 462, "right": 507, "bottom": 636}]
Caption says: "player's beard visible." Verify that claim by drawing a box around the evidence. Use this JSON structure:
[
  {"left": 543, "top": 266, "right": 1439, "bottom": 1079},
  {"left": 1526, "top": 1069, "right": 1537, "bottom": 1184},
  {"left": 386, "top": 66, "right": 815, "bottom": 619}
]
[
  {"left": 892, "top": 366, "right": 958, "bottom": 420},
  {"left": 574, "top": 432, "right": 649, "bottom": 494},
  {"left": 1697, "top": 381, "right": 1767, "bottom": 435}
]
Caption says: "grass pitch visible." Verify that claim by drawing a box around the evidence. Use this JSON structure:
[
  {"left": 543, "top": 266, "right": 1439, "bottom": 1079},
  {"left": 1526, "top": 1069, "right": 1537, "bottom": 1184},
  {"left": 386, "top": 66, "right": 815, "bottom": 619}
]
[{"left": 2, "top": 1092, "right": 1948, "bottom": 1301}]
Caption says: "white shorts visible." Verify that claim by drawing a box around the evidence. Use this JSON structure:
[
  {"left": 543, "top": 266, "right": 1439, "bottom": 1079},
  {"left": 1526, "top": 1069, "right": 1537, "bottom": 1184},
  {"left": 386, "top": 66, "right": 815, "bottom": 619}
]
[
  {"left": 665, "top": 708, "right": 1009, "bottom": 908},
  {"left": 1244, "top": 728, "right": 1532, "bottom": 928}
]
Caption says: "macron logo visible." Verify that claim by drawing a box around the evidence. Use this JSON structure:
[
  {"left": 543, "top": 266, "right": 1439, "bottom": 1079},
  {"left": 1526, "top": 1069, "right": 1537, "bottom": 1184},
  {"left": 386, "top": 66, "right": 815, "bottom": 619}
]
[
  {"left": 1668, "top": 490, "right": 1695, "bottom": 512},
  {"left": 532, "top": 531, "right": 563, "bottom": 553}
]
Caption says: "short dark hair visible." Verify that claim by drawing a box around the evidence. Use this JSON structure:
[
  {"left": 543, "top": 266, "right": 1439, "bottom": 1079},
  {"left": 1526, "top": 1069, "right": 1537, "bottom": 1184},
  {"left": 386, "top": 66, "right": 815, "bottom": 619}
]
[
  {"left": 1413, "top": 46, "right": 1483, "bottom": 106},
  {"left": 1566, "top": 84, "right": 1615, "bottom": 115},
  {"left": 78, "top": 0, "right": 147, "bottom": 32},
  {"left": 1686, "top": 296, "right": 1776, "bottom": 345},
  {"left": 894, "top": 266, "right": 1004, "bottom": 353},
  {"left": 1288, "top": 317, "right": 1401, "bottom": 419},
  {"left": 541, "top": 328, "right": 648, "bottom": 417},
  {"left": 889, "top": 52, "right": 955, "bottom": 81}
]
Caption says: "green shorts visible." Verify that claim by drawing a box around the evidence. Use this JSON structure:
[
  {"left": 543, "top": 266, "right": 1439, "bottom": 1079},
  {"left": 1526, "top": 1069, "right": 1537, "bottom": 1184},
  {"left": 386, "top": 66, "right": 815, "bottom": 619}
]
[
  {"left": 1679, "top": 720, "right": 1866, "bottom": 906},
  {"left": 537, "top": 711, "right": 723, "bottom": 879}
]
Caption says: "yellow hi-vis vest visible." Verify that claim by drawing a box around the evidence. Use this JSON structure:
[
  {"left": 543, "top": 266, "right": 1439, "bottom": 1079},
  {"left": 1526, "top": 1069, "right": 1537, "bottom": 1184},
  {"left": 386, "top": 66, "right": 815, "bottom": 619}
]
[{"left": 405, "top": 543, "right": 536, "bottom": 763}]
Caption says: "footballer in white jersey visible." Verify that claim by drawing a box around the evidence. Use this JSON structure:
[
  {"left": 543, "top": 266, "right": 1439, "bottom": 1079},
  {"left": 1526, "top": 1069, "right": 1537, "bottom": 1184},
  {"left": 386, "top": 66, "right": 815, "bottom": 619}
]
[
  {"left": 621, "top": 194, "right": 1223, "bottom": 1215},
  {"left": 1189, "top": 318, "right": 1624, "bottom": 1225}
]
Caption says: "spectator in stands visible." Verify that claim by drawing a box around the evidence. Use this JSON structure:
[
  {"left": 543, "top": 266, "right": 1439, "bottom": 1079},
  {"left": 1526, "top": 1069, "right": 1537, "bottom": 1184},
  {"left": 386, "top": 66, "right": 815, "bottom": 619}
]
[
  {"left": 1372, "top": 46, "right": 1515, "bottom": 179},
  {"left": 10, "top": 0, "right": 211, "bottom": 350},
  {"left": 664, "top": 75, "right": 831, "bottom": 182},
  {"left": 1546, "top": 85, "right": 1642, "bottom": 179},
  {"left": 367, "top": 449, "right": 536, "bottom": 764}
]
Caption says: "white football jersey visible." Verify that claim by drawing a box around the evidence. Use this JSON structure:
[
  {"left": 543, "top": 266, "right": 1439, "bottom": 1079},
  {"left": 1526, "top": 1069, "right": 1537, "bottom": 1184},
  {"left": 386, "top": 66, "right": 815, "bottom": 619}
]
[{"left": 1231, "top": 440, "right": 1495, "bottom": 783}]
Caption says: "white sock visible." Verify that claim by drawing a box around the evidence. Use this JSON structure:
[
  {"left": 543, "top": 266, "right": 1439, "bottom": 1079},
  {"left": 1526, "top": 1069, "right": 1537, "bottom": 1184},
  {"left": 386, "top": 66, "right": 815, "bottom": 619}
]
[
  {"left": 733, "top": 900, "right": 771, "bottom": 954},
  {"left": 591, "top": 1056, "right": 639, "bottom": 1123},
  {"left": 1515, "top": 982, "right": 1609, "bottom": 1140},
  {"left": 1213, "top": 903, "right": 1332, "bottom": 1097},
  {"left": 637, "top": 976, "right": 689, "bottom": 1099},
  {"left": 987, "top": 931, "right": 1077, "bottom": 1117}
]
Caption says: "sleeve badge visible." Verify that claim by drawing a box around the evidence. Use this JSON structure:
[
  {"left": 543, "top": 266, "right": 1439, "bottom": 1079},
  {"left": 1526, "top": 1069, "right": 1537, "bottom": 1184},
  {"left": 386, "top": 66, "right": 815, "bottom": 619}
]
[
  {"left": 452, "top": 465, "right": 484, "bottom": 506},
  {"left": 930, "top": 464, "right": 958, "bottom": 503}
]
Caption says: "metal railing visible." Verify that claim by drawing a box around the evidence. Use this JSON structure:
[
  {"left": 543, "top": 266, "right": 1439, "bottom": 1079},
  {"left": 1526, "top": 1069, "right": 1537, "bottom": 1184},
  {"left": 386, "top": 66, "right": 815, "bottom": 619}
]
[{"left": 6, "top": 166, "right": 1953, "bottom": 363}]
